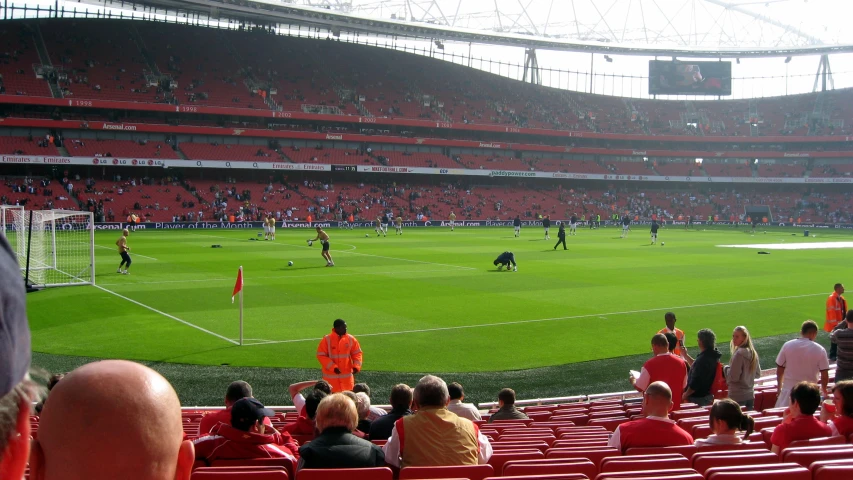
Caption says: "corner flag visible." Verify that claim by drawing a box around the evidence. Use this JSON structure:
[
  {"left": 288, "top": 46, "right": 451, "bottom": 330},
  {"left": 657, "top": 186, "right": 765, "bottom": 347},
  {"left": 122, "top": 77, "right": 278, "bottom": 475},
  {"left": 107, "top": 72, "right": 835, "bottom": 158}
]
[{"left": 232, "top": 266, "right": 243, "bottom": 303}]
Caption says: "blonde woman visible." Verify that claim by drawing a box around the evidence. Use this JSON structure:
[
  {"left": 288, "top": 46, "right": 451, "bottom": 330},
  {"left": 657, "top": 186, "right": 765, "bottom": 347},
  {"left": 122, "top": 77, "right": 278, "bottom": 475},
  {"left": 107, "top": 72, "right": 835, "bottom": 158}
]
[{"left": 724, "top": 326, "right": 761, "bottom": 410}]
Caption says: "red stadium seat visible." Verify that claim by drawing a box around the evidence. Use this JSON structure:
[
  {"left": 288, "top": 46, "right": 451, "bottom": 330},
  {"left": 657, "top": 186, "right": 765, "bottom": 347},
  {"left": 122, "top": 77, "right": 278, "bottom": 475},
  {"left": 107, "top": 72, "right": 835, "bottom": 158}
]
[
  {"left": 780, "top": 445, "right": 853, "bottom": 468},
  {"left": 399, "top": 465, "right": 494, "bottom": 480},
  {"left": 624, "top": 446, "right": 698, "bottom": 460},
  {"left": 210, "top": 458, "right": 295, "bottom": 478},
  {"left": 546, "top": 447, "right": 620, "bottom": 467},
  {"left": 484, "top": 475, "right": 589, "bottom": 480},
  {"left": 553, "top": 440, "right": 611, "bottom": 449},
  {"left": 703, "top": 464, "right": 810, "bottom": 480},
  {"left": 192, "top": 471, "right": 288, "bottom": 479},
  {"left": 599, "top": 454, "right": 689, "bottom": 473},
  {"left": 503, "top": 459, "right": 597, "bottom": 477},
  {"left": 587, "top": 418, "right": 629, "bottom": 432},
  {"left": 813, "top": 465, "right": 853, "bottom": 480},
  {"left": 786, "top": 436, "right": 846, "bottom": 448},
  {"left": 691, "top": 450, "right": 779, "bottom": 474},
  {"left": 488, "top": 450, "right": 545, "bottom": 473},
  {"left": 593, "top": 468, "right": 700, "bottom": 480},
  {"left": 296, "top": 467, "right": 393, "bottom": 480},
  {"left": 490, "top": 441, "right": 551, "bottom": 452}
]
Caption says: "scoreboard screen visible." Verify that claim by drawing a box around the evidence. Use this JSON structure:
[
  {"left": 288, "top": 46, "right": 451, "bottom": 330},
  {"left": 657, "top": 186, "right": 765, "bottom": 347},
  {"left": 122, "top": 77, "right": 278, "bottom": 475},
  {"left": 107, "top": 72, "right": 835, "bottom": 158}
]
[{"left": 649, "top": 60, "right": 732, "bottom": 96}]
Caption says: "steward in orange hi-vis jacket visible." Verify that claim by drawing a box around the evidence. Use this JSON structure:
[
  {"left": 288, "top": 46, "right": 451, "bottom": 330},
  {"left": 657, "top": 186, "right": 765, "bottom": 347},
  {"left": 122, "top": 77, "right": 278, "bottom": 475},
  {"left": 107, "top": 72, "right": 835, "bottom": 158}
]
[{"left": 316, "top": 319, "right": 363, "bottom": 392}]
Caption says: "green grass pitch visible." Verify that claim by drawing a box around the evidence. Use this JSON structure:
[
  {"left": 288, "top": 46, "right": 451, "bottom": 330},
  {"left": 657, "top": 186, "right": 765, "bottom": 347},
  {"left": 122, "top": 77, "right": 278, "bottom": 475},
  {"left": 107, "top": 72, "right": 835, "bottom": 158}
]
[{"left": 25, "top": 224, "right": 849, "bottom": 405}]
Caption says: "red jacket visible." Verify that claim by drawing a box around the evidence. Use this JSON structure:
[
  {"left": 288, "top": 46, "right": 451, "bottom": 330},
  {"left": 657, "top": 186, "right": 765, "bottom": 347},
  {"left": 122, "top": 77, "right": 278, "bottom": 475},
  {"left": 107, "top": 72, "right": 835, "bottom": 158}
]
[
  {"left": 281, "top": 416, "right": 315, "bottom": 437},
  {"left": 193, "top": 423, "right": 299, "bottom": 464},
  {"left": 199, "top": 408, "right": 272, "bottom": 436}
]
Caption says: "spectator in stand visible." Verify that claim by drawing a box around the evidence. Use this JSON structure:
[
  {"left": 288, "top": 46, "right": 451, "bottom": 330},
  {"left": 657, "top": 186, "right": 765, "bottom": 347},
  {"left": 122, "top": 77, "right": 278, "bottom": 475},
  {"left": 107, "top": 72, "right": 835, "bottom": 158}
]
[
  {"left": 297, "top": 393, "right": 385, "bottom": 470},
  {"left": 775, "top": 320, "right": 830, "bottom": 408},
  {"left": 0, "top": 235, "right": 37, "bottom": 480},
  {"left": 282, "top": 389, "right": 326, "bottom": 437},
  {"left": 30, "top": 360, "right": 195, "bottom": 480},
  {"left": 831, "top": 310, "right": 853, "bottom": 381},
  {"left": 198, "top": 381, "right": 272, "bottom": 435},
  {"left": 354, "top": 392, "right": 373, "bottom": 435},
  {"left": 632, "top": 333, "right": 688, "bottom": 411},
  {"left": 821, "top": 380, "right": 853, "bottom": 438},
  {"left": 724, "top": 326, "right": 761, "bottom": 410},
  {"left": 352, "top": 383, "right": 388, "bottom": 421},
  {"left": 659, "top": 312, "right": 686, "bottom": 357},
  {"left": 770, "top": 381, "right": 832, "bottom": 453},
  {"left": 368, "top": 384, "right": 413, "bottom": 441},
  {"left": 679, "top": 329, "right": 722, "bottom": 407},
  {"left": 488, "top": 388, "right": 529, "bottom": 422},
  {"left": 194, "top": 397, "right": 298, "bottom": 464},
  {"left": 447, "top": 382, "right": 482, "bottom": 421},
  {"left": 694, "top": 399, "right": 755, "bottom": 447},
  {"left": 34, "top": 373, "right": 64, "bottom": 415},
  {"left": 383, "top": 375, "right": 493, "bottom": 467},
  {"left": 608, "top": 381, "right": 693, "bottom": 453},
  {"left": 288, "top": 379, "right": 333, "bottom": 417}
]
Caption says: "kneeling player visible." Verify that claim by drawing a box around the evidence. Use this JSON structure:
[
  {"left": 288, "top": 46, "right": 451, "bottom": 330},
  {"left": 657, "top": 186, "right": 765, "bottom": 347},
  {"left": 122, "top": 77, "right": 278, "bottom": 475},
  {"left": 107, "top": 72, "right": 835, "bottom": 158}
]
[
  {"left": 309, "top": 226, "right": 335, "bottom": 267},
  {"left": 493, "top": 251, "right": 517, "bottom": 272}
]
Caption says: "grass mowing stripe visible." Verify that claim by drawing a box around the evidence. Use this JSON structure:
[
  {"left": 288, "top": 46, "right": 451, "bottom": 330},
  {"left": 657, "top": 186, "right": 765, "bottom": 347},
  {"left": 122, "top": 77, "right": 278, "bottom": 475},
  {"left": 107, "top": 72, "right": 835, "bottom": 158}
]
[
  {"left": 96, "top": 269, "right": 468, "bottom": 286},
  {"left": 240, "top": 291, "right": 827, "bottom": 346},
  {"left": 94, "top": 244, "right": 159, "bottom": 261},
  {"left": 93, "top": 284, "right": 239, "bottom": 345}
]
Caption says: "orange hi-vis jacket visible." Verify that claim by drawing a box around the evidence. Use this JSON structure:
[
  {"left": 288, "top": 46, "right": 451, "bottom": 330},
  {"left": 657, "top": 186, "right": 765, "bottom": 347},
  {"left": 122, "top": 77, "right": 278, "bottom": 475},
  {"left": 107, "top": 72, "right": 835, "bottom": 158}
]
[
  {"left": 317, "top": 329, "right": 363, "bottom": 392},
  {"left": 826, "top": 292, "right": 848, "bottom": 332}
]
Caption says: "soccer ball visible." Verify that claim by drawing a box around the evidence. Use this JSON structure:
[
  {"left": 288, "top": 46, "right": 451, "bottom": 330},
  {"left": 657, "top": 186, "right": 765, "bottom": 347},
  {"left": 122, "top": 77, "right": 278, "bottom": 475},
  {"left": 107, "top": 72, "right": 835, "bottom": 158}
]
[
  {"left": 365, "top": 233, "right": 369, "bottom": 237},
  {"left": 288, "top": 261, "right": 294, "bottom": 266},
  {"left": 661, "top": 242, "right": 665, "bottom": 246},
  {"left": 307, "top": 240, "right": 313, "bottom": 246}
]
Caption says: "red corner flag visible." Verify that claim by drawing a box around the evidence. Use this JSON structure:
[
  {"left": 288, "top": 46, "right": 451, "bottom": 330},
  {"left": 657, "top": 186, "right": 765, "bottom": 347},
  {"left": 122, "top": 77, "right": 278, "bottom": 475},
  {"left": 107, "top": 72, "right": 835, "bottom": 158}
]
[{"left": 231, "top": 267, "right": 243, "bottom": 303}]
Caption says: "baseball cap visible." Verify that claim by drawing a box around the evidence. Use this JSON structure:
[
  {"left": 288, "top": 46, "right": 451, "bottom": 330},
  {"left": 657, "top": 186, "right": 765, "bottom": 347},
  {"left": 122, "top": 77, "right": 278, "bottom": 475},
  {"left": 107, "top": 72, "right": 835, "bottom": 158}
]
[
  {"left": 231, "top": 397, "right": 275, "bottom": 431},
  {"left": 0, "top": 236, "right": 31, "bottom": 397}
]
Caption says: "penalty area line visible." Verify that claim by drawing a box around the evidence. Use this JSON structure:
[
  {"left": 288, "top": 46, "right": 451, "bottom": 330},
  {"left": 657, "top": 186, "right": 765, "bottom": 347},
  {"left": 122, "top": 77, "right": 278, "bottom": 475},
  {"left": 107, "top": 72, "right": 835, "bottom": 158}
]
[
  {"left": 93, "top": 284, "right": 239, "bottom": 345},
  {"left": 241, "top": 292, "right": 826, "bottom": 347}
]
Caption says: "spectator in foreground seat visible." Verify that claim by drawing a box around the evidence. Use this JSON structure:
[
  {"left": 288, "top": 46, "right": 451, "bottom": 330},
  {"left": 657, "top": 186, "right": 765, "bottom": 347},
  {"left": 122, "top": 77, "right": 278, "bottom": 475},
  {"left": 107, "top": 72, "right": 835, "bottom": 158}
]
[
  {"left": 29, "top": 360, "right": 195, "bottom": 480},
  {"left": 354, "top": 392, "right": 373, "bottom": 435},
  {"left": 369, "top": 384, "right": 413, "bottom": 441},
  {"left": 0, "top": 235, "right": 38, "bottom": 480},
  {"left": 820, "top": 380, "right": 853, "bottom": 438},
  {"left": 353, "top": 383, "right": 388, "bottom": 421},
  {"left": 198, "top": 380, "right": 272, "bottom": 435},
  {"left": 289, "top": 379, "right": 333, "bottom": 417},
  {"left": 383, "top": 375, "right": 493, "bottom": 467},
  {"left": 297, "top": 393, "right": 384, "bottom": 470},
  {"left": 775, "top": 321, "right": 830, "bottom": 408},
  {"left": 694, "top": 399, "right": 755, "bottom": 447},
  {"left": 724, "top": 326, "right": 761, "bottom": 410},
  {"left": 680, "top": 328, "right": 722, "bottom": 407},
  {"left": 632, "top": 333, "right": 688, "bottom": 411},
  {"left": 830, "top": 310, "right": 853, "bottom": 382},
  {"left": 447, "top": 382, "right": 482, "bottom": 421},
  {"left": 608, "top": 381, "right": 693, "bottom": 454},
  {"left": 770, "top": 381, "right": 832, "bottom": 453},
  {"left": 488, "top": 388, "right": 529, "bottom": 422},
  {"left": 194, "top": 397, "right": 298, "bottom": 464},
  {"left": 282, "top": 389, "right": 327, "bottom": 437}
]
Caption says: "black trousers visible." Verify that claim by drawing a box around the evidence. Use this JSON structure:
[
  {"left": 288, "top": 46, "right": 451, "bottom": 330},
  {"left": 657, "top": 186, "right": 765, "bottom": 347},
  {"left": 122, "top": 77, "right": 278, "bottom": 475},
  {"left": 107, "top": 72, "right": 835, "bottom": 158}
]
[
  {"left": 554, "top": 237, "right": 567, "bottom": 249},
  {"left": 119, "top": 251, "right": 132, "bottom": 267}
]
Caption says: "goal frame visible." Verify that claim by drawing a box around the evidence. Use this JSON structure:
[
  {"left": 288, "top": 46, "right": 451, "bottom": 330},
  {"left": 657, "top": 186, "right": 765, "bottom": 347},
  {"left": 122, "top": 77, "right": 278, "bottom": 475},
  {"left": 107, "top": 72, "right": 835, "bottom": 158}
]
[{"left": 17, "top": 209, "right": 96, "bottom": 288}]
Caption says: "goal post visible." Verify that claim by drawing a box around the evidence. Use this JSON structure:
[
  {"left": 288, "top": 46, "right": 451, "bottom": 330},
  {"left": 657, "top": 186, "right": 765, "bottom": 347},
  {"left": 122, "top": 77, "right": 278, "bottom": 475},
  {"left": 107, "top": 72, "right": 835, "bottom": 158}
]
[
  {"left": 1, "top": 205, "right": 25, "bottom": 267},
  {"left": 10, "top": 209, "right": 95, "bottom": 288}
]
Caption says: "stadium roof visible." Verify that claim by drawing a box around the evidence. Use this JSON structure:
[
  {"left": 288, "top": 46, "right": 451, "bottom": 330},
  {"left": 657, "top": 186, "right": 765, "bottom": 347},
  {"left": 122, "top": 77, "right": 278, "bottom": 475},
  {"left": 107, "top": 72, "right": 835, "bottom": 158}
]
[{"left": 97, "top": 0, "right": 853, "bottom": 58}]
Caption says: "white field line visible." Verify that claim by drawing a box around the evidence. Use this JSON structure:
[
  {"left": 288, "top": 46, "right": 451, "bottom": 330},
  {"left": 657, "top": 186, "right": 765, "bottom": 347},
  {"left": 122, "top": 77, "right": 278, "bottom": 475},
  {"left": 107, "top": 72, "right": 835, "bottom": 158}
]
[
  {"left": 239, "top": 292, "right": 826, "bottom": 347},
  {"left": 97, "top": 269, "right": 464, "bottom": 286},
  {"left": 194, "top": 233, "right": 477, "bottom": 270},
  {"left": 94, "top": 244, "right": 158, "bottom": 261},
  {"left": 93, "top": 284, "right": 239, "bottom": 345}
]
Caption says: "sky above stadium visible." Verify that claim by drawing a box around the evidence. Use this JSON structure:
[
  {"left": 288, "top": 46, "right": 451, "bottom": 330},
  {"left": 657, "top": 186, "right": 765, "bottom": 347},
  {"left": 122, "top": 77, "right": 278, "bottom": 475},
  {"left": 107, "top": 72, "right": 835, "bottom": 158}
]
[{"left": 319, "top": 0, "right": 852, "bottom": 49}]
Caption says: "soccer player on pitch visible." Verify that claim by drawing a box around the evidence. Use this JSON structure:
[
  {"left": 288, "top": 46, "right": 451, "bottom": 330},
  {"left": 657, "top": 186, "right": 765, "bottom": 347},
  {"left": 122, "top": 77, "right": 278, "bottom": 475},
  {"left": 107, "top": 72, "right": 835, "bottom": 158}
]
[
  {"left": 543, "top": 215, "right": 551, "bottom": 240},
  {"left": 650, "top": 219, "right": 660, "bottom": 245},
  {"left": 493, "top": 251, "right": 517, "bottom": 272},
  {"left": 395, "top": 215, "right": 403, "bottom": 235},
  {"left": 374, "top": 217, "right": 382, "bottom": 237},
  {"left": 381, "top": 213, "right": 390, "bottom": 237},
  {"left": 513, "top": 215, "right": 521, "bottom": 237},
  {"left": 570, "top": 213, "right": 578, "bottom": 236},
  {"left": 620, "top": 214, "right": 631, "bottom": 238},
  {"left": 116, "top": 228, "right": 131, "bottom": 274},
  {"left": 308, "top": 226, "right": 335, "bottom": 267},
  {"left": 449, "top": 211, "right": 456, "bottom": 231}
]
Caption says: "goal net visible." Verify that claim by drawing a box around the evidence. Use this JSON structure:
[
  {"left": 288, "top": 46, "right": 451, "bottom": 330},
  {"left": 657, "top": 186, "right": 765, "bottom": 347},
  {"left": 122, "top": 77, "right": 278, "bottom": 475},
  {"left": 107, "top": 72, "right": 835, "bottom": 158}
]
[{"left": 8, "top": 209, "right": 95, "bottom": 287}]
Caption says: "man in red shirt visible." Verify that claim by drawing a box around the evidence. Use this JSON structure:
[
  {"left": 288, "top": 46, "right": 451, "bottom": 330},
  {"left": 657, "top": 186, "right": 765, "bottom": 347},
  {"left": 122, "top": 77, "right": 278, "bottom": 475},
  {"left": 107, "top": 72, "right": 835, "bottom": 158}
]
[
  {"left": 608, "top": 381, "right": 693, "bottom": 453},
  {"left": 282, "top": 389, "right": 327, "bottom": 437},
  {"left": 632, "top": 334, "right": 689, "bottom": 411},
  {"left": 194, "top": 398, "right": 299, "bottom": 464},
  {"left": 771, "top": 382, "right": 832, "bottom": 453},
  {"left": 199, "top": 381, "right": 272, "bottom": 436}
]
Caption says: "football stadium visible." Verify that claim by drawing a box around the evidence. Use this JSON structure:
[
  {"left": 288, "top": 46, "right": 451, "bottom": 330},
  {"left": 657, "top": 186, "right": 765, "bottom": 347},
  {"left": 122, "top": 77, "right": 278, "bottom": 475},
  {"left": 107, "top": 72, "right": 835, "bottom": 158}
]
[{"left": 3, "top": 0, "right": 853, "bottom": 478}]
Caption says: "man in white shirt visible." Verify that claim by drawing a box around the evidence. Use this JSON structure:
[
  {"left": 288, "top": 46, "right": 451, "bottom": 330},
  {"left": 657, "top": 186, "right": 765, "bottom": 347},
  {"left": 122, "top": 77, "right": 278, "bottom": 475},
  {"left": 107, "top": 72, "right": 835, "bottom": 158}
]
[
  {"left": 288, "top": 379, "right": 332, "bottom": 416},
  {"left": 775, "top": 320, "right": 830, "bottom": 407},
  {"left": 446, "top": 382, "right": 482, "bottom": 421}
]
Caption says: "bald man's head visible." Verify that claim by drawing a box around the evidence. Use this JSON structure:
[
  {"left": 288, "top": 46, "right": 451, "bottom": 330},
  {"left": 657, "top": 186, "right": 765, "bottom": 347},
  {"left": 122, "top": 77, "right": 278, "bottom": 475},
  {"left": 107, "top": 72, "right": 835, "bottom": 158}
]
[
  {"left": 642, "top": 381, "right": 674, "bottom": 417},
  {"left": 30, "top": 360, "right": 193, "bottom": 480}
]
